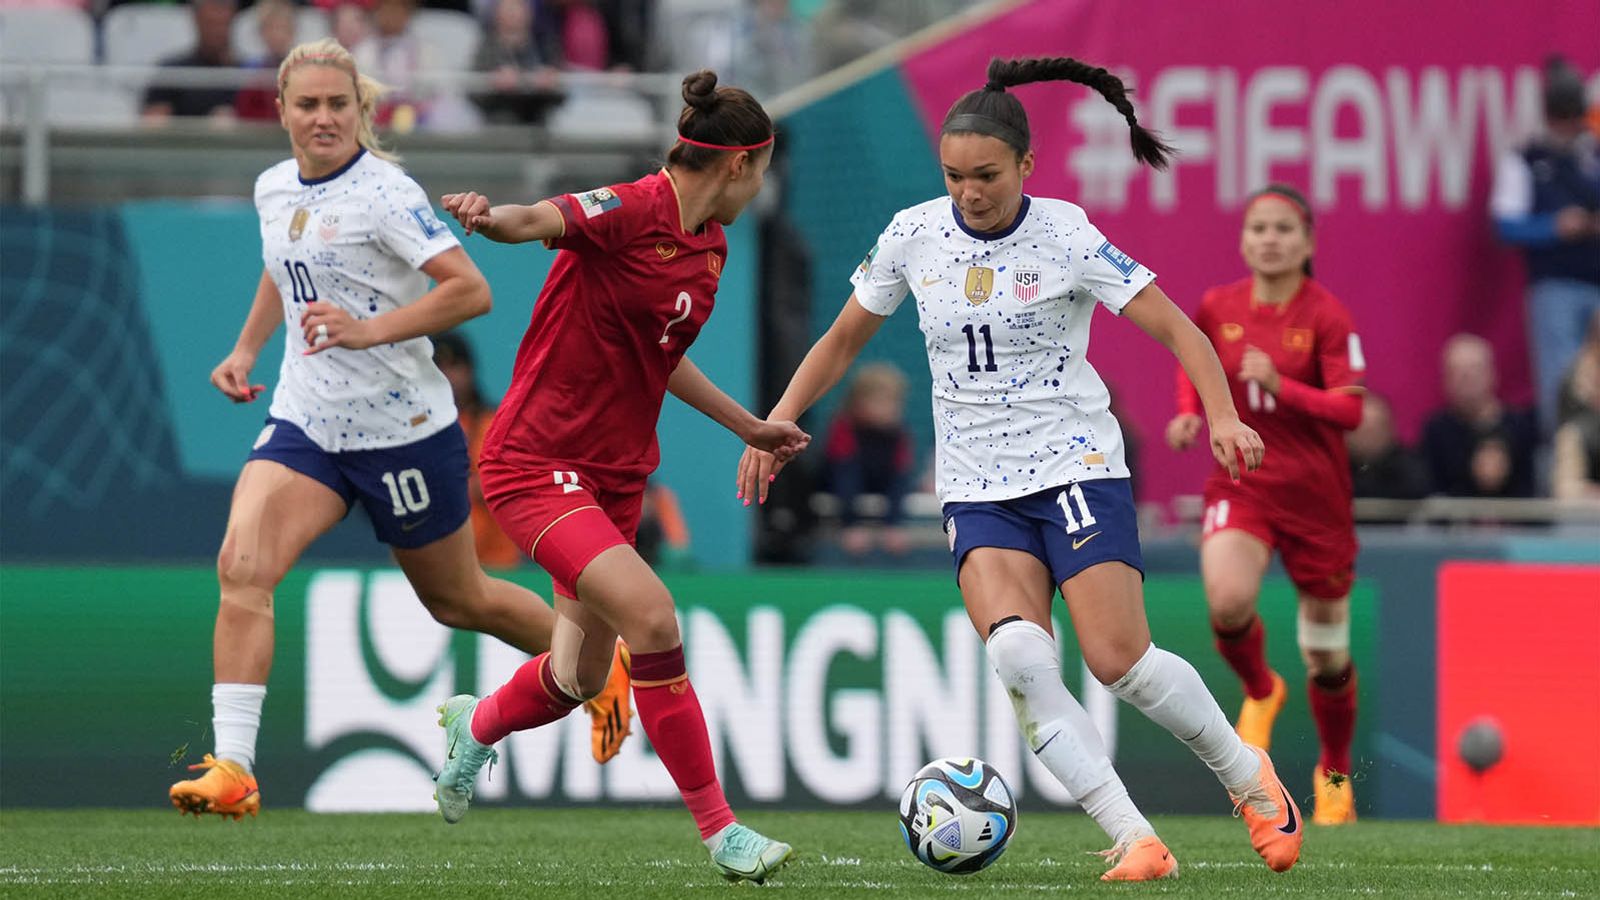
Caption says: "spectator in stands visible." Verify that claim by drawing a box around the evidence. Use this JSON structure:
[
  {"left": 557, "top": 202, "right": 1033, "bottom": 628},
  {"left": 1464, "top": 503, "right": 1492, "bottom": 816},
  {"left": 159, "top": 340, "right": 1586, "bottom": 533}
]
[
  {"left": 1491, "top": 56, "right": 1600, "bottom": 434},
  {"left": 330, "top": 0, "right": 373, "bottom": 51},
  {"left": 1553, "top": 364, "right": 1600, "bottom": 502},
  {"left": 1421, "top": 334, "right": 1540, "bottom": 498},
  {"left": 1348, "top": 392, "right": 1430, "bottom": 501},
  {"left": 1553, "top": 311, "right": 1600, "bottom": 501},
  {"left": 433, "top": 331, "right": 522, "bottom": 569},
  {"left": 637, "top": 480, "right": 693, "bottom": 570},
  {"left": 141, "top": 0, "right": 240, "bottom": 121},
  {"left": 1557, "top": 308, "right": 1600, "bottom": 427},
  {"left": 234, "top": 0, "right": 298, "bottom": 121},
  {"left": 353, "top": 0, "right": 435, "bottom": 130},
  {"left": 471, "top": 0, "right": 563, "bottom": 124},
  {"left": 825, "top": 363, "right": 914, "bottom": 557},
  {"left": 533, "top": 0, "right": 610, "bottom": 71},
  {"left": 594, "top": 0, "right": 654, "bottom": 72}
]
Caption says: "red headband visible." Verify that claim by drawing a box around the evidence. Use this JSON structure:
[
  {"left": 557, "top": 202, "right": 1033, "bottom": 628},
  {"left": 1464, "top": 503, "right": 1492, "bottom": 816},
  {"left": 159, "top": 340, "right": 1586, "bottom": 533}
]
[
  {"left": 676, "top": 133, "right": 775, "bottom": 152},
  {"left": 1247, "top": 191, "right": 1311, "bottom": 223}
]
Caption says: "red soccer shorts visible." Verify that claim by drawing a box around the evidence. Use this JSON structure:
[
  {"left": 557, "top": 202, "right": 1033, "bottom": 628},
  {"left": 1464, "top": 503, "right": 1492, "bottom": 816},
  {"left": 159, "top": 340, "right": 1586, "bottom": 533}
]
[
  {"left": 479, "top": 459, "right": 644, "bottom": 599},
  {"left": 1201, "top": 481, "right": 1356, "bottom": 600}
]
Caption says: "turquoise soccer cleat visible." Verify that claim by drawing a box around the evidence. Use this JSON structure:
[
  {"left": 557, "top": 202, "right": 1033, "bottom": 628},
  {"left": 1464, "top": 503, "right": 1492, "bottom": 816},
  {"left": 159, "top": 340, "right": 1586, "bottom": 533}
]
[
  {"left": 708, "top": 823, "right": 794, "bottom": 884},
  {"left": 433, "top": 694, "right": 498, "bottom": 825}
]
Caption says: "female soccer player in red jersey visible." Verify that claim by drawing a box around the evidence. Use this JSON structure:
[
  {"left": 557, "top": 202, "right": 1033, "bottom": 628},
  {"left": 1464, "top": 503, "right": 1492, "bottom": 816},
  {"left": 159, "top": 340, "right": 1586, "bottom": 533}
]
[
  {"left": 431, "top": 70, "right": 806, "bottom": 883},
  {"left": 741, "top": 57, "right": 1304, "bottom": 881},
  {"left": 1165, "top": 184, "right": 1365, "bottom": 825}
]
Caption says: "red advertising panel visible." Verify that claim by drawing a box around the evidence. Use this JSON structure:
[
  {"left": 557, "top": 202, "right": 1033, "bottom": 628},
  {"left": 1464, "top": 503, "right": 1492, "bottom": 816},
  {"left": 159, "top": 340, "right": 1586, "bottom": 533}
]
[{"left": 1437, "top": 563, "right": 1600, "bottom": 824}]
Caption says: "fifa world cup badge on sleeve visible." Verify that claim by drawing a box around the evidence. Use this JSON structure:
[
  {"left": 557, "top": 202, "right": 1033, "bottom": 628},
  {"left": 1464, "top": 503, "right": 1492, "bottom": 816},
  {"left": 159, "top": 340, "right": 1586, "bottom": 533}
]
[
  {"left": 1095, "top": 241, "right": 1138, "bottom": 278},
  {"left": 577, "top": 188, "right": 623, "bottom": 219}
]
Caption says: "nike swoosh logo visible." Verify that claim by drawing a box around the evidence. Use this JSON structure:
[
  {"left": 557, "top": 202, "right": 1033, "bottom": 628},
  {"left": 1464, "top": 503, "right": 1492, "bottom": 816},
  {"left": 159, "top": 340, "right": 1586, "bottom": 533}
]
[
  {"left": 401, "top": 516, "right": 432, "bottom": 533},
  {"left": 1034, "top": 730, "right": 1062, "bottom": 755},
  {"left": 1072, "top": 531, "right": 1101, "bottom": 550},
  {"left": 1277, "top": 785, "right": 1299, "bottom": 835},
  {"left": 921, "top": 275, "right": 944, "bottom": 286}
]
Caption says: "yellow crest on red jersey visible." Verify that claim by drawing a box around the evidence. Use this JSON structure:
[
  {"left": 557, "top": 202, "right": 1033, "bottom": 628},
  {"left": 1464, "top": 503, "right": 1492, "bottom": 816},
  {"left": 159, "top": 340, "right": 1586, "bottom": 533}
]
[
  {"left": 964, "top": 266, "right": 994, "bottom": 305},
  {"left": 1220, "top": 322, "right": 1244, "bottom": 342},
  {"left": 656, "top": 242, "right": 677, "bottom": 260},
  {"left": 1283, "top": 327, "right": 1314, "bottom": 351},
  {"left": 707, "top": 252, "right": 722, "bottom": 279}
]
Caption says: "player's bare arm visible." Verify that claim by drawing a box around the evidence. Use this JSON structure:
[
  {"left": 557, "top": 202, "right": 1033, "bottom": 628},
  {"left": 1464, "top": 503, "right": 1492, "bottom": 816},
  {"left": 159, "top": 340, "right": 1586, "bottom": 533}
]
[
  {"left": 1123, "top": 283, "right": 1264, "bottom": 478},
  {"left": 301, "top": 247, "right": 490, "bottom": 355},
  {"left": 440, "top": 191, "right": 565, "bottom": 243},
  {"left": 736, "top": 295, "right": 887, "bottom": 504},
  {"left": 211, "top": 268, "right": 285, "bottom": 403},
  {"left": 667, "top": 357, "right": 810, "bottom": 462}
]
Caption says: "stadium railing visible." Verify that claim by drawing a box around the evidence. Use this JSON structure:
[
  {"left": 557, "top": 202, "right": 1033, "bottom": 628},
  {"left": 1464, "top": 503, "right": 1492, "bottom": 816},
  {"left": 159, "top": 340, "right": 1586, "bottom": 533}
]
[{"left": 0, "top": 64, "right": 690, "bottom": 204}]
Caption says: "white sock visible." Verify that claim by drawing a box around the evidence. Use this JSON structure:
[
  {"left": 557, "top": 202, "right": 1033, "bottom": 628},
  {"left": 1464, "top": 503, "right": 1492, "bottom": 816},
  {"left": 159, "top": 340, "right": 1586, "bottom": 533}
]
[
  {"left": 703, "top": 822, "right": 736, "bottom": 853},
  {"left": 987, "top": 621, "right": 1154, "bottom": 847},
  {"left": 1106, "top": 644, "right": 1260, "bottom": 793},
  {"left": 212, "top": 683, "right": 266, "bottom": 773}
]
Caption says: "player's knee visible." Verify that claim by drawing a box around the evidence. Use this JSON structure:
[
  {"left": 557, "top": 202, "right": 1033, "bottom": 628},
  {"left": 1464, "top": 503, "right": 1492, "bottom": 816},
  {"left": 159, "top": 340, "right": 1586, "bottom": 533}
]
[
  {"left": 987, "top": 618, "right": 1059, "bottom": 691},
  {"left": 216, "top": 541, "right": 285, "bottom": 598},
  {"left": 1082, "top": 639, "right": 1146, "bottom": 686},
  {"left": 1204, "top": 583, "right": 1258, "bottom": 631},
  {"left": 418, "top": 593, "right": 474, "bottom": 630},
  {"left": 1296, "top": 609, "right": 1349, "bottom": 673},
  {"left": 625, "top": 600, "right": 681, "bottom": 653}
]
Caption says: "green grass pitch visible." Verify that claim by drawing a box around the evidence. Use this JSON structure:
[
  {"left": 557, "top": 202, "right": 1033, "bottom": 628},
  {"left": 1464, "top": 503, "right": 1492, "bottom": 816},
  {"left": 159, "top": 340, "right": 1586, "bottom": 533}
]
[{"left": 1, "top": 809, "right": 1593, "bottom": 898}]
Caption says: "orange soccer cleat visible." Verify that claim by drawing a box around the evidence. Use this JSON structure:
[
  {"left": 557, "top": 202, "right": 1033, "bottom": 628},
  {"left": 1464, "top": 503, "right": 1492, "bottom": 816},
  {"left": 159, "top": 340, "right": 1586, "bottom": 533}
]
[
  {"left": 169, "top": 754, "right": 260, "bottom": 820},
  {"left": 1235, "top": 672, "right": 1287, "bottom": 751},
  {"left": 584, "top": 641, "right": 633, "bottom": 764},
  {"left": 1099, "top": 835, "right": 1179, "bottom": 882},
  {"left": 1228, "top": 745, "right": 1303, "bottom": 872},
  {"left": 1312, "top": 766, "right": 1357, "bottom": 825}
]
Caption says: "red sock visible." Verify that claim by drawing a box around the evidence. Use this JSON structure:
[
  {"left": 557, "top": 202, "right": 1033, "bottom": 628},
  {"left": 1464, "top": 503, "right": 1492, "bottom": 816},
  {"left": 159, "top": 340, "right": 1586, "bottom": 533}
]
[
  {"left": 1309, "top": 664, "right": 1358, "bottom": 775},
  {"left": 470, "top": 652, "right": 580, "bottom": 745},
  {"left": 1213, "top": 615, "right": 1276, "bottom": 699},
  {"left": 632, "top": 645, "right": 735, "bottom": 840}
]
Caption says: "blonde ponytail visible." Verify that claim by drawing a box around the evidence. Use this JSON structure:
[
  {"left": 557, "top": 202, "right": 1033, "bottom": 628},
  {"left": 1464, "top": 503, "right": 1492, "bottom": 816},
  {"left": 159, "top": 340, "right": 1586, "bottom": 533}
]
[{"left": 276, "top": 38, "right": 399, "bottom": 163}]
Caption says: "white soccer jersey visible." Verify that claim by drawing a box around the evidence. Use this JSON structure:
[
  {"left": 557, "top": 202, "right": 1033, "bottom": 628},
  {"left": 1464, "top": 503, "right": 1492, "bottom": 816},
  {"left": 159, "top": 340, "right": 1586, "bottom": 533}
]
[
  {"left": 256, "top": 150, "right": 460, "bottom": 452},
  {"left": 850, "top": 196, "right": 1156, "bottom": 503}
]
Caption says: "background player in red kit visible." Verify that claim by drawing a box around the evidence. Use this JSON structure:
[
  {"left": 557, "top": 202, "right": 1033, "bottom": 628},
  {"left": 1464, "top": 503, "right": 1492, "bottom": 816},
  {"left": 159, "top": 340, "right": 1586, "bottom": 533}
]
[
  {"left": 430, "top": 70, "right": 807, "bottom": 883},
  {"left": 1165, "top": 184, "right": 1365, "bottom": 826}
]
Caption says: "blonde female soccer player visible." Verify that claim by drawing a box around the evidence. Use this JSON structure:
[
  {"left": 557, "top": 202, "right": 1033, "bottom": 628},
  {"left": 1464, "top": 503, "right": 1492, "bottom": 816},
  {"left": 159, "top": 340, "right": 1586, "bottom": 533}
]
[{"left": 168, "top": 38, "right": 628, "bottom": 820}]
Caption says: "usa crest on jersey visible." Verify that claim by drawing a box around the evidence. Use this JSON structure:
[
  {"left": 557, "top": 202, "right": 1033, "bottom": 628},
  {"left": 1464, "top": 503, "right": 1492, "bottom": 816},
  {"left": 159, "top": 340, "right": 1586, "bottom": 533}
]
[{"left": 1013, "top": 269, "right": 1041, "bottom": 304}]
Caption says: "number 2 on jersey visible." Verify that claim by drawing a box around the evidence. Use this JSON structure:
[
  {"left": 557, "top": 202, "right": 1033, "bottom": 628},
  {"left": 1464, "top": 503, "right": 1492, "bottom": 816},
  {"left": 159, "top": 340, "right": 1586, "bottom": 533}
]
[
  {"left": 659, "top": 291, "right": 692, "bottom": 344},
  {"left": 1055, "top": 483, "right": 1098, "bottom": 534}
]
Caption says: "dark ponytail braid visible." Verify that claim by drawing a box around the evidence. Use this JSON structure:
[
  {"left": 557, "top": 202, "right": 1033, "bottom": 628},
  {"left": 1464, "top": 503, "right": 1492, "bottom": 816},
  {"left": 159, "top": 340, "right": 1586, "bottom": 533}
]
[{"left": 942, "top": 56, "right": 1175, "bottom": 170}]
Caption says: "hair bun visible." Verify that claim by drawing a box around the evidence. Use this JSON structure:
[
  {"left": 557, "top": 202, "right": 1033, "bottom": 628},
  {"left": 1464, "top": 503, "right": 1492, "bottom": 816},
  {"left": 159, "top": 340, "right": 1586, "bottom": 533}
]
[{"left": 682, "top": 69, "right": 719, "bottom": 112}]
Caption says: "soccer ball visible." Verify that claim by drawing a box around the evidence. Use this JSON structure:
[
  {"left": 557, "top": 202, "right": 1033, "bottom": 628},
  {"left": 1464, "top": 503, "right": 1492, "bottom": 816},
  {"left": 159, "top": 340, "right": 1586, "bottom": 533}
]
[{"left": 898, "top": 757, "right": 1017, "bottom": 874}]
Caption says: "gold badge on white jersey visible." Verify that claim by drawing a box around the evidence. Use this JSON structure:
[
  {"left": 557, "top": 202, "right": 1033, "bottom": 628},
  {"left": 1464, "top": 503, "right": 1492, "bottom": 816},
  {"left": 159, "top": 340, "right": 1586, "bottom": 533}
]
[
  {"left": 964, "top": 266, "right": 994, "bottom": 305},
  {"left": 288, "top": 207, "right": 310, "bottom": 242}
]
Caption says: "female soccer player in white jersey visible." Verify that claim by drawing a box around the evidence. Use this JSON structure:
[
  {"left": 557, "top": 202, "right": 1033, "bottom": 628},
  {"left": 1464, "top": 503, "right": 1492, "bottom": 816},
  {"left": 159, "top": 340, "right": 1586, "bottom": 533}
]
[
  {"left": 741, "top": 56, "right": 1303, "bottom": 881},
  {"left": 168, "top": 38, "right": 627, "bottom": 820}
]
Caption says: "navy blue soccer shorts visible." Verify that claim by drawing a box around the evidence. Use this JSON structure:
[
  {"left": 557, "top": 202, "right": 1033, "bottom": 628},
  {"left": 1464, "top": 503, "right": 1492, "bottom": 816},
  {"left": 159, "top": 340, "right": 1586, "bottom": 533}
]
[
  {"left": 246, "top": 417, "right": 470, "bottom": 549},
  {"left": 942, "top": 478, "right": 1144, "bottom": 587}
]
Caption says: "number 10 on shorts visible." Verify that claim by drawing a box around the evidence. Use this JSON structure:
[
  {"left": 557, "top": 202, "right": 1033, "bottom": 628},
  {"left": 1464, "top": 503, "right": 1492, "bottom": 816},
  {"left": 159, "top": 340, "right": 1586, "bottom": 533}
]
[
  {"left": 381, "top": 469, "right": 431, "bottom": 516},
  {"left": 1056, "top": 483, "right": 1098, "bottom": 534}
]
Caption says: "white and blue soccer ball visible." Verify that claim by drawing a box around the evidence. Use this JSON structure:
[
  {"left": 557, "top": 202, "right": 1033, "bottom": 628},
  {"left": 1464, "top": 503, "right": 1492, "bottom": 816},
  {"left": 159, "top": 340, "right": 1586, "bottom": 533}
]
[{"left": 898, "top": 757, "right": 1017, "bottom": 875}]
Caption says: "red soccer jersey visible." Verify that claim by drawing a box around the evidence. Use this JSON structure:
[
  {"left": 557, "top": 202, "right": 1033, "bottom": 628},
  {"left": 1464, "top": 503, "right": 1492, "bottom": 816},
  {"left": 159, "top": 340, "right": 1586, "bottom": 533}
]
[
  {"left": 482, "top": 171, "right": 726, "bottom": 490},
  {"left": 1190, "top": 277, "right": 1365, "bottom": 502}
]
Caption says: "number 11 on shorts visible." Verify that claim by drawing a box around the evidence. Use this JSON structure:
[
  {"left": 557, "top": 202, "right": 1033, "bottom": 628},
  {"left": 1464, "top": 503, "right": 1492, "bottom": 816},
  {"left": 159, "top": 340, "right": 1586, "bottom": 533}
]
[{"left": 1056, "top": 483, "right": 1098, "bottom": 533}]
